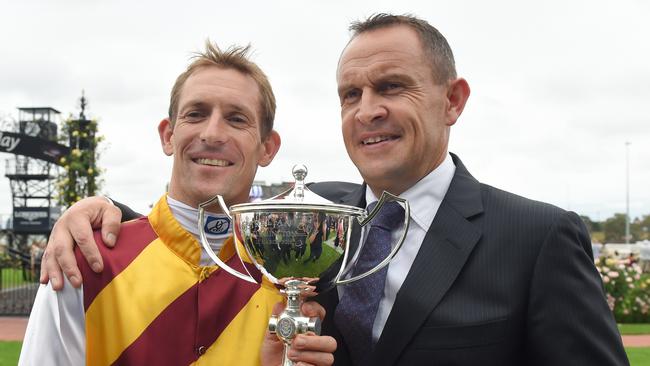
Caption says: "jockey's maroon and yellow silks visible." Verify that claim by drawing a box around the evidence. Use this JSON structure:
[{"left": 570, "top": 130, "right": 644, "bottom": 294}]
[{"left": 75, "top": 195, "right": 283, "bottom": 366}]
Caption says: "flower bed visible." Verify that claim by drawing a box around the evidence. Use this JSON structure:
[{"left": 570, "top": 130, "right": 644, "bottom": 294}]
[{"left": 596, "top": 255, "right": 650, "bottom": 323}]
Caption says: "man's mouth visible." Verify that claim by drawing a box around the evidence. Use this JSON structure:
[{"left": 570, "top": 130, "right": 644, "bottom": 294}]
[
  {"left": 361, "top": 135, "right": 398, "bottom": 145},
  {"left": 193, "top": 158, "right": 232, "bottom": 167}
]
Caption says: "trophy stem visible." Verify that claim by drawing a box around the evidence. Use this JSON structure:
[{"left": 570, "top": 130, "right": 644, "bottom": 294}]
[
  {"left": 281, "top": 344, "right": 293, "bottom": 366},
  {"left": 269, "top": 280, "right": 321, "bottom": 366}
]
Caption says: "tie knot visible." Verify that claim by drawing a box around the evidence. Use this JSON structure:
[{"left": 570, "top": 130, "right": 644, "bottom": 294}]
[{"left": 367, "top": 200, "right": 405, "bottom": 231}]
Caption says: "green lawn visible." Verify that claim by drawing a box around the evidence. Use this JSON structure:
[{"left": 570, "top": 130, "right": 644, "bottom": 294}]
[
  {"left": 0, "top": 341, "right": 21, "bottom": 366},
  {"left": 627, "top": 347, "right": 650, "bottom": 365},
  {"left": 620, "top": 323, "right": 650, "bottom": 335},
  {"left": 0, "top": 341, "right": 648, "bottom": 365}
]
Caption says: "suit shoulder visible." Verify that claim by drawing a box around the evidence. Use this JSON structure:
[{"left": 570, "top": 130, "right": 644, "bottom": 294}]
[
  {"left": 308, "top": 181, "right": 361, "bottom": 201},
  {"left": 478, "top": 183, "right": 571, "bottom": 226}
]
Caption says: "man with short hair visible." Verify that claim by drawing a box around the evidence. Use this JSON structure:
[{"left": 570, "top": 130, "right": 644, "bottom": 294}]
[
  {"left": 41, "top": 14, "right": 628, "bottom": 366},
  {"left": 20, "top": 41, "right": 335, "bottom": 366}
]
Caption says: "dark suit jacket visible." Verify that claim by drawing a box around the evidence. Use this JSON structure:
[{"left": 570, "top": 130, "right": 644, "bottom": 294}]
[{"left": 310, "top": 154, "right": 628, "bottom": 366}]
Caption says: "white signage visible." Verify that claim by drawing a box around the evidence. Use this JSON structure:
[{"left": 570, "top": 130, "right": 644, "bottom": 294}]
[{"left": 0, "top": 131, "right": 21, "bottom": 152}]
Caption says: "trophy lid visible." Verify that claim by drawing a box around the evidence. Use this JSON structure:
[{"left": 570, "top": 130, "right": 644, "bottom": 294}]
[{"left": 229, "top": 164, "right": 365, "bottom": 215}]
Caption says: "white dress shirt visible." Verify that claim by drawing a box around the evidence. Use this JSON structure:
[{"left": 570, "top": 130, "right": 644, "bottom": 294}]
[{"left": 348, "top": 153, "right": 456, "bottom": 342}]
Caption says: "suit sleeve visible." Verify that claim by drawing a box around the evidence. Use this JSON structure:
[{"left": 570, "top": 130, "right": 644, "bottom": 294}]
[
  {"left": 111, "top": 199, "right": 143, "bottom": 222},
  {"left": 526, "top": 211, "right": 629, "bottom": 365}
]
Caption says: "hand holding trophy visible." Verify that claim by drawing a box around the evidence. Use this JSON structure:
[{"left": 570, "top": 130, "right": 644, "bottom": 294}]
[{"left": 198, "top": 165, "right": 409, "bottom": 366}]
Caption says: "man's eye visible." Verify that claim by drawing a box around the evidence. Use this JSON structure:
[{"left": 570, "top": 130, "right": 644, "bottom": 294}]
[
  {"left": 380, "top": 82, "right": 402, "bottom": 93},
  {"left": 341, "top": 89, "right": 361, "bottom": 104},
  {"left": 183, "top": 111, "right": 205, "bottom": 121},
  {"left": 227, "top": 114, "right": 248, "bottom": 124}
]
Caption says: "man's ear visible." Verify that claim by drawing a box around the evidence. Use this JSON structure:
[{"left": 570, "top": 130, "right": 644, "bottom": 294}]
[
  {"left": 446, "top": 78, "right": 471, "bottom": 126},
  {"left": 257, "top": 130, "right": 281, "bottom": 167},
  {"left": 158, "top": 118, "right": 174, "bottom": 156}
]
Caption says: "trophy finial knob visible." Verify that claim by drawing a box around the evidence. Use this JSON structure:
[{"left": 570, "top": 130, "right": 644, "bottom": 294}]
[
  {"left": 292, "top": 164, "right": 308, "bottom": 201},
  {"left": 292, "top": 164, "right": 308, "bottom": 182}
]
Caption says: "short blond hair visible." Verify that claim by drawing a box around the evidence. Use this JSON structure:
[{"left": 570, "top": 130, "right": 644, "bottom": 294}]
[{"left": 168, "top": 41, "right": 276, "bottom": 138}]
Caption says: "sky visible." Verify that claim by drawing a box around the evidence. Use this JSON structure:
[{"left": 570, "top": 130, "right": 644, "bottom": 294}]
[{"left": 0, "top": 0, "right": 648, "bottom": 222}]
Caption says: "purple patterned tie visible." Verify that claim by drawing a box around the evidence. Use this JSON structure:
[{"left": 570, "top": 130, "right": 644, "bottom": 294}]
[{"left": 334, "top": 200, "right": 405, "bottom": 366}]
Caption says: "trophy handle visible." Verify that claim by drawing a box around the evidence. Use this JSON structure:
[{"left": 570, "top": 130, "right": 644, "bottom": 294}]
[
  {"left": 336, "top": 191, "right": 410, "bottom": 285},
  {"left": 197, "top": 194, "right": 258, "bottom": 284}
]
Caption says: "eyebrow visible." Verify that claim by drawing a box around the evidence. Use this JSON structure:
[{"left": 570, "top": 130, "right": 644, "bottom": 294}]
[
  {"left": 373, "top": 72, "right": 417, "bottom": 86},
  {"left": 179, "top": 100, "right": 256, "bottom": 117},
  {"left": 337, "top": 71, "right": 416, "bottom": 97}
]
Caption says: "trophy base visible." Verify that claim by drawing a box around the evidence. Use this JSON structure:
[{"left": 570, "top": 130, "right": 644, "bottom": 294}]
[{"left": 268, "top": 279, "right": 322, "bottom": 366}]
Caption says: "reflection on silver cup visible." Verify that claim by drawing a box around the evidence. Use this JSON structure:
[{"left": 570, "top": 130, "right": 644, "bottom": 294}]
[{"left": 198, "top": 164, "right": 409, "bottom": 366}]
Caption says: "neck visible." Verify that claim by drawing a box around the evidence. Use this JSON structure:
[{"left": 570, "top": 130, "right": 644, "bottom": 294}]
[{"left": 367, "top": 152, "right": 449, "bottom": 197}]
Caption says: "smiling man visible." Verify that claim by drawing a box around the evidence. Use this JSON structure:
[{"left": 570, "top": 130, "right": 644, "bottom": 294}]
[
  {"left": 39, "top": 14, "right": 627, "bottom": 366},
  {"left": 19, "top": 41, "right": 335, "bottom": 366},
  {"left": 310, "top": 14, "right": 628, "bottom": 366}
]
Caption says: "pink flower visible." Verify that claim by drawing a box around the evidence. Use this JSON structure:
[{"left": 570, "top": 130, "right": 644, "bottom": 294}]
[{"left": 603, "top": 276, "right": 610, "bottom": 283}]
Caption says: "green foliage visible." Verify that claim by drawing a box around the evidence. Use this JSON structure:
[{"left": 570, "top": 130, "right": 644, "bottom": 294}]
[
  {"left": 581, "top": 215, "right": 602, "bottom": 233},
  {"left": 56, "top": 118, "right": 104, "bottom": 207},
  {"left": 604, "top": 214, "right": 628, "bottom": 242},
  {"left": 1, "top": 268, "right": 32, "bottom": 289},
  {"left": 596, "top": 254, "right": 650, "bottom": 323},
  {"left": 594, "top": 213, "right": 650, "bottom": 243}
]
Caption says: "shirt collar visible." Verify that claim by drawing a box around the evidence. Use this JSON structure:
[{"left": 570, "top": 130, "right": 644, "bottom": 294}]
[
  {"left": 148, "top": 194, "right": 236, "bottom": 266},
  {"left": 365, "top": 153, "right": 456, "bottom": 230}
]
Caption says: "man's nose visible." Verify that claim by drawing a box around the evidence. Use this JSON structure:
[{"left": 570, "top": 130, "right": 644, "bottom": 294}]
[
  {"left": 200, "top": 114, "right": 229, "bottom": 144},
  {"left": 355, "top": 91, "right": 387, "bottom": 125}
]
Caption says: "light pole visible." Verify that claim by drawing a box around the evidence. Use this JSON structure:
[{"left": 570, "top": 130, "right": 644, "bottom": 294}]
[{"left": 625, "top": 141, "right": 631, "bottom": 244}]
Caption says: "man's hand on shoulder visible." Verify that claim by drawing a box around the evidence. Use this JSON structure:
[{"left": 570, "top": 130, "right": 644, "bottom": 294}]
[{"left": 40, "top": 196, "right": 123, "bottom": 290}]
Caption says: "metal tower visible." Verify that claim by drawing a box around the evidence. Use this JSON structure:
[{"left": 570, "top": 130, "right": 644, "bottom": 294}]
[{"left": 4, "top": 107, "right": 62, "bottom": 250}]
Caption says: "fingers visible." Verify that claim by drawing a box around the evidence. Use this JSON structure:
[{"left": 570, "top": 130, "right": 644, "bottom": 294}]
[
  {"left": 68, "top": 213, "right": 103, "bottom": 273},
  {"left": 288, "top": 334, "right": 336, "bottom": 366},
  {"left": 41, "top": 220, "right": 77, "bottom": 289},
  {"left": 40, "top": 249, "right": 65, "bottom": 290},
  {"left": 301, "top": 301, "right": 326, "bottom": 321},
  {"left": 64, "top": 196, "right": 119, "bottom": 273},
  {"left": 100, "top": 205, "right": 122, "bottom": 247},
  {"left": 40, "top": 196, "right": 118, "bottom": 290},
  {"left": 272, "top": 301, "right": 286, "bottom": 315}
]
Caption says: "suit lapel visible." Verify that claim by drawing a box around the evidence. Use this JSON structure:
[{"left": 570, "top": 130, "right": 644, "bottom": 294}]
[
  {"left": 370, "top": 154, "right": 484, "bottom": 366},
  {"left": 320, "top": 184, "right": 366, "bottom": 366}
]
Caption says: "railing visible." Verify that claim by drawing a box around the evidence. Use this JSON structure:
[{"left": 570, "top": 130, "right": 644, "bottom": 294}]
[
  {"left": 5, "top": 157, "right": 52, "bottom": 176},
  {"left": 0, "top": 243, "right": 40, "bottom": 315}
]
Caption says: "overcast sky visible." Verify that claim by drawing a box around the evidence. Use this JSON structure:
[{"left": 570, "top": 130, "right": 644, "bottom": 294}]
[{"left": 0, "top": 0, "right": 648, "bottom": 221}]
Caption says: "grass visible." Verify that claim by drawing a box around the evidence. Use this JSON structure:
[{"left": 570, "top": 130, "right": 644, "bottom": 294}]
[
  {"left": 620, "top": 324, "right": 650, "bottom": 335},
  {"left": 265, "top": 237, "right": 343, "bottom": 279},
  {"left": 627, "top": 347, "right": 650, "bottom": 365},
  {"left": 0, "top": 341, "right": 648, "bottom": 366},
  {"left": 1, "top": 268, "right": 34, "bottom": 290},
  {"left": 0, "top": 341, "right": 21, "bottom": 366}
]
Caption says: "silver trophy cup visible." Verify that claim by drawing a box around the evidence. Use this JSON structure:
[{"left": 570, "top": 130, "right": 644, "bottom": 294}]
[{"left": 198, "top": 165, "right": 409, "bottom": 366}]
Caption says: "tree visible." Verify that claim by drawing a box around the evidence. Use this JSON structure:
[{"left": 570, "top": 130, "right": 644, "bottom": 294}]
[
  {"left": 56, "top": 116, "right": 103, "bottom": 207},
  {"left": 580, "top": 215, "right": 602, "bottom": 233},
  {"left": 603, "top": 213, "right": 627, "bottom": 242}
]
